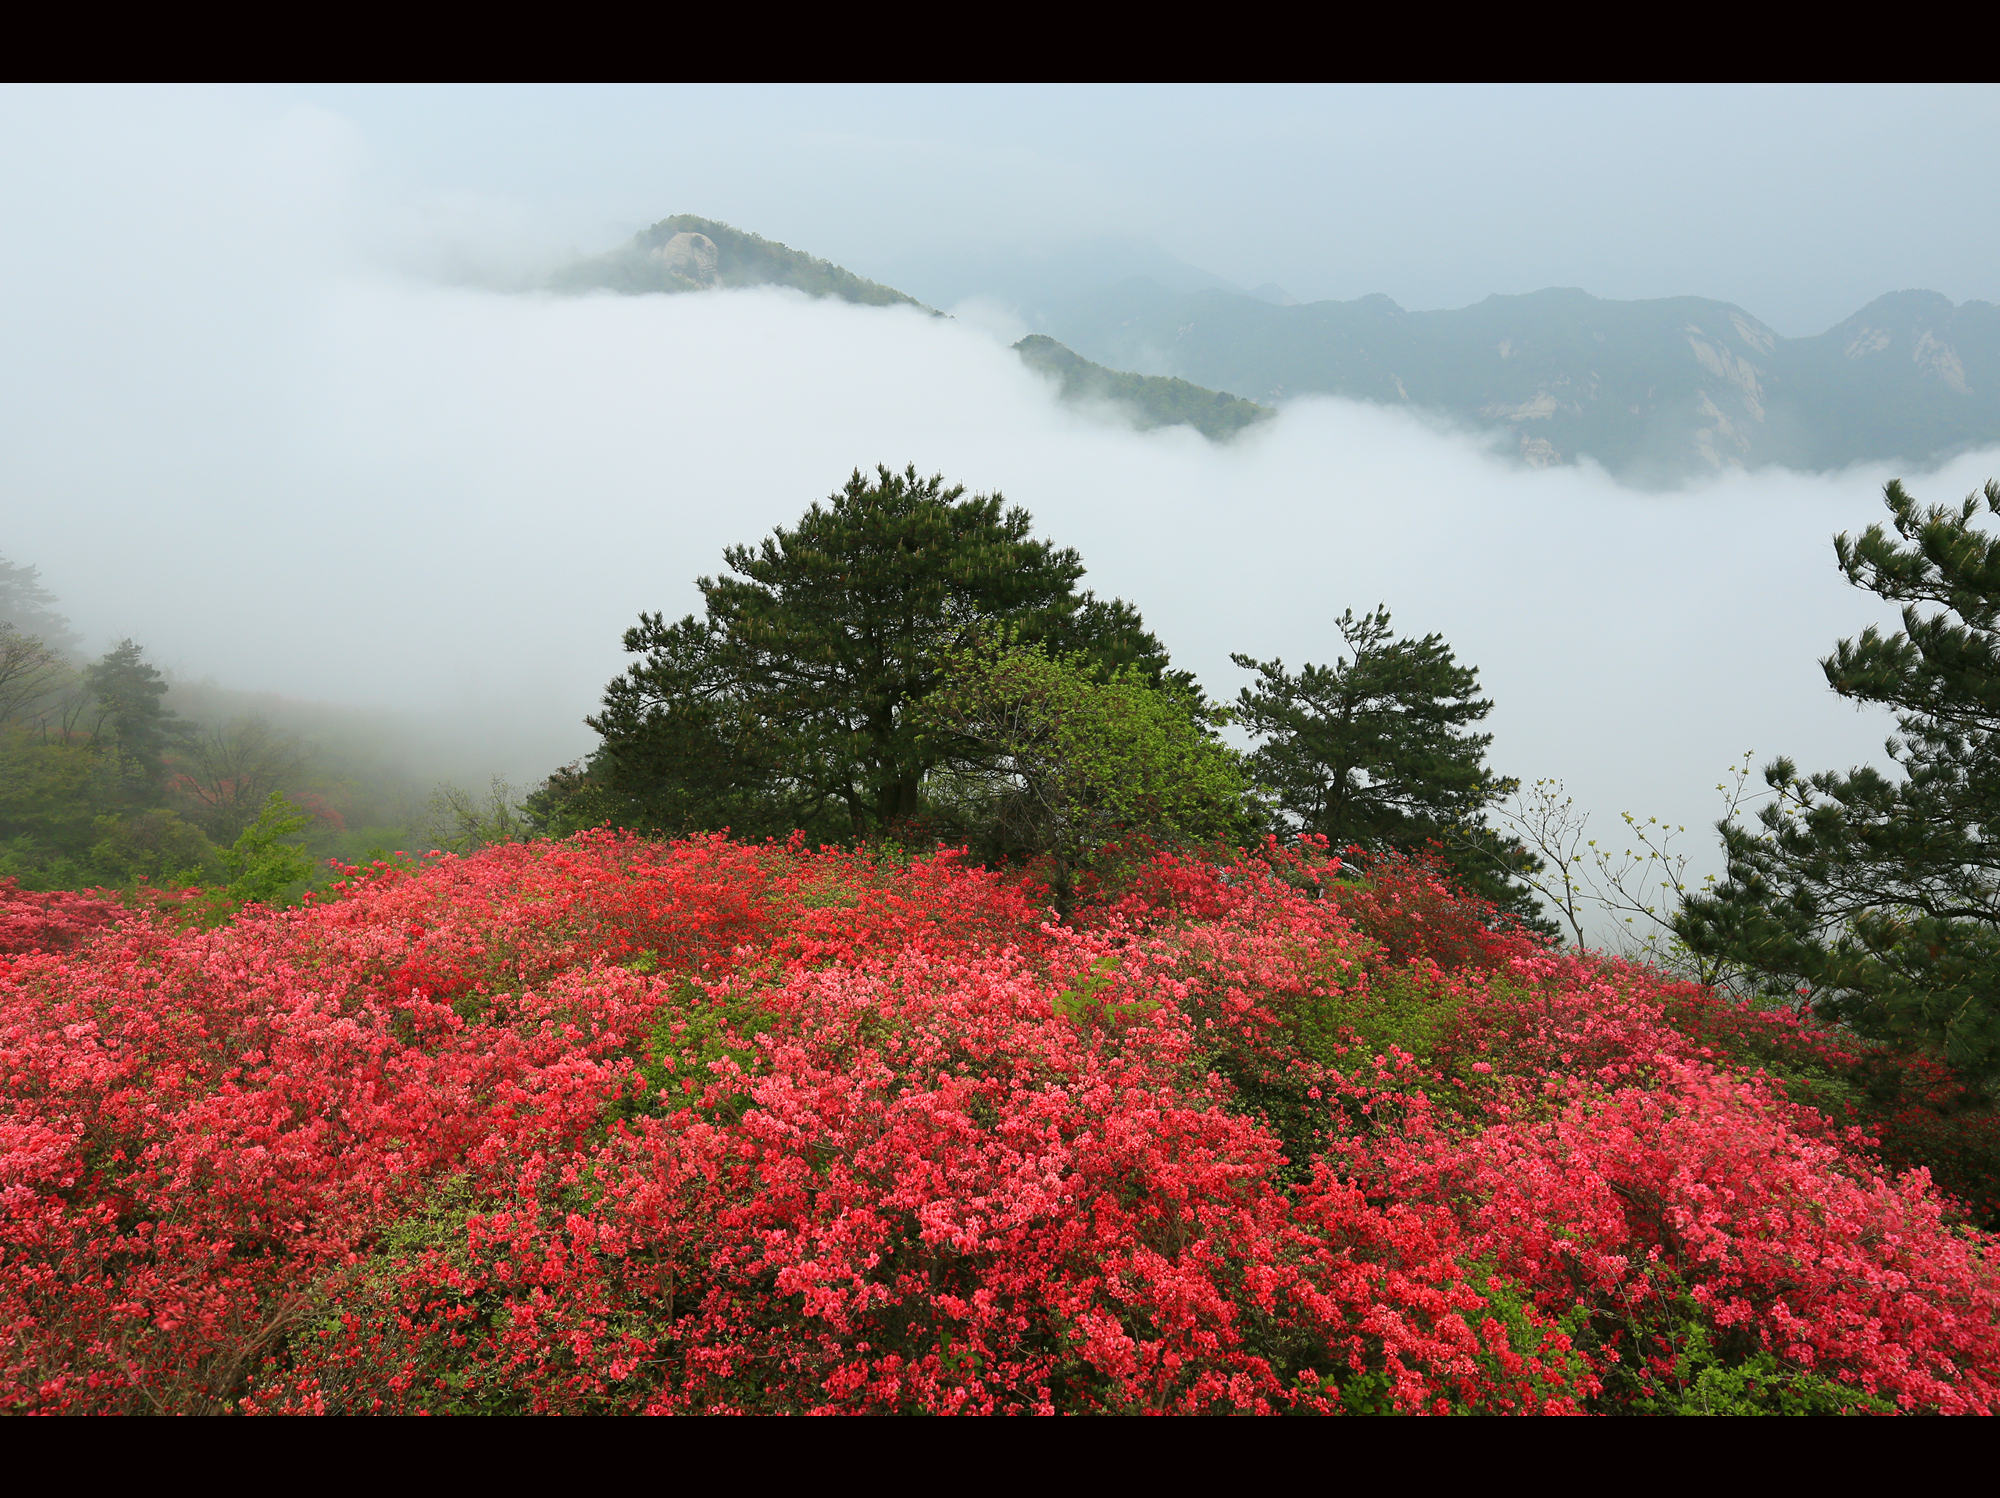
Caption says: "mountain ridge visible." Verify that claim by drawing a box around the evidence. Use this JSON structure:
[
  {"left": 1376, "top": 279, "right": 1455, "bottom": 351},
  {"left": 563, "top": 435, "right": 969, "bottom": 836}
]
[
  {"left": 549, "top": 217, "right": 1999, "bottom": 476},
  {"left": 1011, "top": 335, "right": 1269, "bottom": 441},
  {"left": 1037, "top": 279, "right": 1999, "bottom": 478}
]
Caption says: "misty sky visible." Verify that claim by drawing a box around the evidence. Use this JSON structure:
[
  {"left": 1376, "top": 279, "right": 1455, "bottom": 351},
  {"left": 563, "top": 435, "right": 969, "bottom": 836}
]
[
  {"left": 3, "top": 84, "right": 1998, "bottom": 939},
  {"left": 180, "top": 81, "right": 2000, "bottom": 336}
]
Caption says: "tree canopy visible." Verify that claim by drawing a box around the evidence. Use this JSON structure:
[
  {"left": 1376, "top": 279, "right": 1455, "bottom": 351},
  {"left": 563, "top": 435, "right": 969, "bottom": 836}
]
[
  {"left": 582, "top": 465, "right": 1177, "bottom": 841},
  {"left": 1679, "top": 479, "right": 2000, "bottom": 1084},
  {"left": 921, "top": 645, "right": 1254, "bottom": 908}
]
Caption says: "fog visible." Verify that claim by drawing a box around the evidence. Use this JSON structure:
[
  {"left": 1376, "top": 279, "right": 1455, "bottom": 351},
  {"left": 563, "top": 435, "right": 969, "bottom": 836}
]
[{"left": 4, "top": 89, "right": 1997, "bottom": 930}]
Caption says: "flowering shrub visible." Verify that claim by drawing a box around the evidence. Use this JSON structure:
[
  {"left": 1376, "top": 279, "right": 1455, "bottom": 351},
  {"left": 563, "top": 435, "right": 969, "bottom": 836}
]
[
  {"left": 0, "top": 879, "right": 123, "bottom": 955},
  {"left": 1, "top": 830, "right": 1994, "bottom": 1413},
  {"left": 1645, "top": 981, "right": 2000, "bottom": 1229},
  {"left": 1376, "top": 1062, "right": 1999, "bottom": 1413}
]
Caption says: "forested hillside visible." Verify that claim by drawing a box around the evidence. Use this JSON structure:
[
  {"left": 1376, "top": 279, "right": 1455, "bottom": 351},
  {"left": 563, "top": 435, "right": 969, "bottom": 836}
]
[
  {"left": 1012, "top": 335, "right": 1270, "bottom": 439},
  {"left": 0, "top": 558, "right": 483, "bottom": 896}
]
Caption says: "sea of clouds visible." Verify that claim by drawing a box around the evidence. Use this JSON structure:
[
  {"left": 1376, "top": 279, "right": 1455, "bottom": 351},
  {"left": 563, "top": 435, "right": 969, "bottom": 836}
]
[{"left": 4, "top": 94, "right": 1995, "bottom": 937}]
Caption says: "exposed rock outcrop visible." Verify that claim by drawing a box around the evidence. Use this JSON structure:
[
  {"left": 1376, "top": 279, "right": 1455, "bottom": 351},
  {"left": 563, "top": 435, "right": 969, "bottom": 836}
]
[{"left": 651, "top": 231, "right": 719, "bottom": 290}]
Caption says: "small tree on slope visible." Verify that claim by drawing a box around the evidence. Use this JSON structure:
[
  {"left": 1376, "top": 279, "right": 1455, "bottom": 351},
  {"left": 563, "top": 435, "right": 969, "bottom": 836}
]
[{"left": 1233, "top": 607, "right": 1548, "bottom": 932}]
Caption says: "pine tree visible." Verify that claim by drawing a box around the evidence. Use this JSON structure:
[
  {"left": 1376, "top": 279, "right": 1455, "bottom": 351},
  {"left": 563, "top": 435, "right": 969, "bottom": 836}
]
[
  {"left": 1679, "top": 479, "right": 2000, "bottom": 1084},
  {"left": 81, "top": 640, "right": 192, "bottom": 807},
  {"left": 1233, "top": 607, "right": 1547, "bottom": 927},
  {"left": 0, "top": 554, "right": 83, "bottom": 658},
  {"left": 584, "top": 465, "right": 1176, "bottom": 840}
]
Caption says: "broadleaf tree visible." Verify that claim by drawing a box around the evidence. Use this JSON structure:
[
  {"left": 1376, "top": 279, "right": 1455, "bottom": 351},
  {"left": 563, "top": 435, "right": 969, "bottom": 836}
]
[
  {"left": 921, "top": 644, "right": 1255, "bottom": 911},
  {"left": 1678, "top": 479, "right": 2000, "bottom": 1085},
  {"left": 219, "top": 791, "right": 316, "bottom": 906}
]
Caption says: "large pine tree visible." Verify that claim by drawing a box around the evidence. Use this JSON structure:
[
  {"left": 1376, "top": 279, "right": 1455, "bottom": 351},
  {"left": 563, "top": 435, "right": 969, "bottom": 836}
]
[
  {"left": 579, "top": 465, "right": 1176, "bottom": 840},
  {"left": 1679, "top": 479, "right": 2000, "bottom": 1084}
]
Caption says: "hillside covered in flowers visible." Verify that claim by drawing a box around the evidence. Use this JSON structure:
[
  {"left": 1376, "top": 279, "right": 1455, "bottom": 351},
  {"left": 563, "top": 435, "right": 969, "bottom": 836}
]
[{"left": 4, "top": 831, "right": 1997, "bottom": 1414}]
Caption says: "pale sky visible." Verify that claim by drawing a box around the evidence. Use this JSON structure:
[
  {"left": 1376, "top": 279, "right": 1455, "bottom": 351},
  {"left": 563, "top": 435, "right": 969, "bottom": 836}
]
[{"left": 253, "top": 82, "right": 2000, "bottom": 336}]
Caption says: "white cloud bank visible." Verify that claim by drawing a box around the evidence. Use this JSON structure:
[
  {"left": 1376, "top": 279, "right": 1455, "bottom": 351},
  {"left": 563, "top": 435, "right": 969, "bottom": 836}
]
[{"left": 2, "top": 92, "right": 1995, "bottom": 931}]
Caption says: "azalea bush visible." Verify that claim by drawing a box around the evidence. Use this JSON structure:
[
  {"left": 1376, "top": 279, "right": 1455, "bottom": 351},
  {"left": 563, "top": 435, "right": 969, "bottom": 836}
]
[
  {"left": 0, "top": 878, "right": 123, "bottom": 955},
  {"left": 2, "top": 830, "right": 1995, "bottom": 1414}
]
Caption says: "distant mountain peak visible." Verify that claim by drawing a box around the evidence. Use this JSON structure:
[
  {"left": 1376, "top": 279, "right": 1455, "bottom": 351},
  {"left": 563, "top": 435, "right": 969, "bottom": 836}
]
[{"left": 550, "top": 215, "right": 931, "bottom": 311}]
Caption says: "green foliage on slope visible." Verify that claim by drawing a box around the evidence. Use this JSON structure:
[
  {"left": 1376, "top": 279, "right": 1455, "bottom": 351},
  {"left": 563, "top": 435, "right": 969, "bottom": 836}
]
[
  {"left": 921, "top": 644, "right": 1255, "bottom": 909},
  {"left": 0, "top": 552, "right": 468, "bottom": 893},
  {"left": 1012, "top": 334, "right": 1271, "bottom": 440}
]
